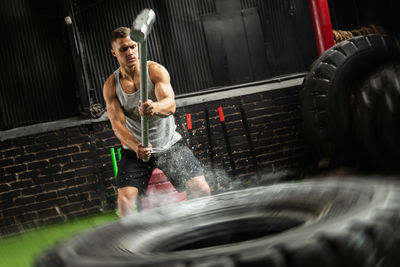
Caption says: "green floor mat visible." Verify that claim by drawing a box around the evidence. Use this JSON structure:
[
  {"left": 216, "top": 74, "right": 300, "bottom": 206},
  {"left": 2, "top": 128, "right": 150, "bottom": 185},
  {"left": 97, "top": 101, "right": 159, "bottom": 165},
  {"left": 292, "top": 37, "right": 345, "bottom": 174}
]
[{"left": 0, "top": 212, "right": 118, "bottom": 267}]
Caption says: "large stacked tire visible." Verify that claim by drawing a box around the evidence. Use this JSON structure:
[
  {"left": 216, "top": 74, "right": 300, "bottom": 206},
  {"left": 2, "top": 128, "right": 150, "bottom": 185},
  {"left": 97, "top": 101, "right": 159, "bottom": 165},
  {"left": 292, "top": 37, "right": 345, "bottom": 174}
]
[
  {"left": 301, "top": 34, "right": 400, "bottom": 164},
  {"left": 354, "top": 62, "right": 400, "bottom": 169},
  {"left": 35, "top": 176, "right": 400, "bottom": 267}
]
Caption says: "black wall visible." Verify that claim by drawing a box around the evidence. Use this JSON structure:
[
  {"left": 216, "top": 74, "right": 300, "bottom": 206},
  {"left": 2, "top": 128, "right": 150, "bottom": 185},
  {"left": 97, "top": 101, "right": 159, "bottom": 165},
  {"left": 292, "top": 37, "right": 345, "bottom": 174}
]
[
  {"left": 2, "top": 0, "right": 399, "bottom": 131},
  {"left": 329, "top": 0, "right": 400, "bottom": 34},
  {"left": 75, "top": 0, "right": 317, "bottom": 99},
  {"left": 0, "top": 0, "right": 80, "bottom": 131},
  {"left": 0, "top": 0, "right": 317, "bottom": 130}
]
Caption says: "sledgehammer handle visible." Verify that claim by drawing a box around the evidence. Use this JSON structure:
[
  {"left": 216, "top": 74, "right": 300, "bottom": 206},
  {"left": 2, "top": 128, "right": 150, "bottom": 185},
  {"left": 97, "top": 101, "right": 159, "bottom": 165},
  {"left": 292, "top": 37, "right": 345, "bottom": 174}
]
[
  {"left": 139, "top": 42, "right": 149, "bottom": 149},
  {"left": 131, "top": 9, "right": 156, "bottom": 152}
]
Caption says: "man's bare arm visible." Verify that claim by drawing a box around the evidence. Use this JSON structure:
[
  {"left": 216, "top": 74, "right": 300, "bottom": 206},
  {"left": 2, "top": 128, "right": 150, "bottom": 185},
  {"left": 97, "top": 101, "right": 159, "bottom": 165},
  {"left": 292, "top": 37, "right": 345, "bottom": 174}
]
[{"left": 140, "top": 62, "right": 176, "bottom": 118}]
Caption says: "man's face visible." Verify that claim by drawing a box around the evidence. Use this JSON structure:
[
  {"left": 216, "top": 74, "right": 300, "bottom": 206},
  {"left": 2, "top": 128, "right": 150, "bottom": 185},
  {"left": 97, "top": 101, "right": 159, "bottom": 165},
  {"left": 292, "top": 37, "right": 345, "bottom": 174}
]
[{"left": 111, "top": 36, "right": 138, "bottom": 68}]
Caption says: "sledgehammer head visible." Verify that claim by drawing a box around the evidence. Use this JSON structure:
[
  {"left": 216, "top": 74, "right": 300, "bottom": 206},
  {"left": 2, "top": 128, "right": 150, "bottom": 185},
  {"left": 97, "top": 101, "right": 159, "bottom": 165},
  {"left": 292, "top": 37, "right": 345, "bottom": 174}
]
[{"left": 131, "top": 9, "right": 156, "bottom": 43}]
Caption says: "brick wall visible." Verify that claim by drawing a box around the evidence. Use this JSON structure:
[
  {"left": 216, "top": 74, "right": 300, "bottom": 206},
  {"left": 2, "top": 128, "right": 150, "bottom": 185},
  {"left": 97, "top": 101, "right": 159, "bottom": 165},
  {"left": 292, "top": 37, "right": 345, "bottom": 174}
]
[
  {"left": 0, "top": 85, "right": 307, "bottom": 236},
  {"left": 0, "top": 124, "right": 119, "bottom": 236},
  {"left": 176, "top": 85, "right": 306, "bottom": 189}
]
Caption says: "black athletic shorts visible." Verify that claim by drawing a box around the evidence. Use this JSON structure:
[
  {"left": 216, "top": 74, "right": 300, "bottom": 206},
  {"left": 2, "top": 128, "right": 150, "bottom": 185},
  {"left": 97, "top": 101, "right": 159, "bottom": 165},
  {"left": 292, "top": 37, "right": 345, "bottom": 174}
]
[{"left": 116, "top": 139, "right": 204, "bottom": 195}]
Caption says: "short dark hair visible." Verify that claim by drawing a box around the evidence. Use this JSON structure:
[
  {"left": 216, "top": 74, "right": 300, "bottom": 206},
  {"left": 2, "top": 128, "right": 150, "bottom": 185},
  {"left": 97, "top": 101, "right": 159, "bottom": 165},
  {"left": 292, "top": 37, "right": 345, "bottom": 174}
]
[{"left": 110, "top": 27, "right": 130, "bottom": 47}]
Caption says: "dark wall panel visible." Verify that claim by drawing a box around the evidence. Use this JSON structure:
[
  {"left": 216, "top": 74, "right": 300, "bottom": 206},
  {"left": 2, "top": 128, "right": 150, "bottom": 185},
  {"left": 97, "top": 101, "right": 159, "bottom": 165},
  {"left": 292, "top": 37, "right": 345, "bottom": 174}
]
[
  {"left": 1, "top": 0, "right": 318, "bottom": 130},
  {"left": 240, "top": 0, "right": 317, "bottom": 76},
  {"left": 74, "top": 0, "right": 218, "bottom": 103},
  {"left": 328, "top": 0, "right": 400, "bottom": 34},
  {"left": 156, "top": 0, "right": 216, "bottom": 94},
  {"left": 74, "top": 0, "right": 317, "bottom": 104},
  {"left": 0, "top": 0, "right": 79, "bottom": 130}
]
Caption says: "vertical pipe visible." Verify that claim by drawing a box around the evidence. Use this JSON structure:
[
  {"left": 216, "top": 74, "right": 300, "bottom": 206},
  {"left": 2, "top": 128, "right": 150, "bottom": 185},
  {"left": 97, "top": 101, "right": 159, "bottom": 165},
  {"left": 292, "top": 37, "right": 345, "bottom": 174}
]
[
  {"left": 110, "top": 147, "right": 118, "bottom": 179},
  {"left": 204, "top": 108, "right": 214, "bottom": 165},
  {"left": 308, "top": 0, "right": 335, "bottom": 55},
  {"left": 218, "top": 107, "right": 236, "bottom": 173},
  {"left": 186, "top": 113, "right": 193, "bottom": 148},
  {"left": 117, "top": 147, "right": 122, "bottom": 161},
  {"left": 186, "top": 113, "right": 192, "bottom": 131},
  {"left": 139, "top": 41, "right": 149, "bottom": 148},
  {"left": 239, "top": 104, "right": 260, "bottom": 178},
  {"left": 62, "top": 0, "right": 93, "bottom": 114}
]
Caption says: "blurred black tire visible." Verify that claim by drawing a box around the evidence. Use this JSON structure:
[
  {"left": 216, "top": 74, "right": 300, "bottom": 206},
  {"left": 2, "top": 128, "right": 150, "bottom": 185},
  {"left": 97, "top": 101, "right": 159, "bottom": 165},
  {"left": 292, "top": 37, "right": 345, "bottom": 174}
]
[
  {"left": 36, "top": 176, "right": 400, "bottom": 267},
  {"left": 354, "top": 62, "right": 400, "bottom": 169},
  {"left": 301, "top": 34, "right": 400, "bottom": 161}
]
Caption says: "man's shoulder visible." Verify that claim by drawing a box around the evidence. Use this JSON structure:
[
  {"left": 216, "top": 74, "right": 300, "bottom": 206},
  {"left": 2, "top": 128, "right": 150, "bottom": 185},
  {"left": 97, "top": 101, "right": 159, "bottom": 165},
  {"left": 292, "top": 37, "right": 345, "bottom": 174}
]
[
  {"left": 104, "top": 73, "right": 116, "bottom": 89},
  {"left": 148, "top": 61, "right": 163, "bottom": 72},
  {"left": 103, "top": 73, "right": 117, "bottom": 99},
  {"left": 148, "top": 61, "right": 169, "bottom": 83}
]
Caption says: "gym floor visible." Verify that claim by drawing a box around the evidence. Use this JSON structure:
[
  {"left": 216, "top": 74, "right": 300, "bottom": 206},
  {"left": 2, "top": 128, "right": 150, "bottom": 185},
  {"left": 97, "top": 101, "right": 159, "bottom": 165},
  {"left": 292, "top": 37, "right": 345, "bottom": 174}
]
[{"left": 0, "top": 212, "right": 118, "bottom": 267}]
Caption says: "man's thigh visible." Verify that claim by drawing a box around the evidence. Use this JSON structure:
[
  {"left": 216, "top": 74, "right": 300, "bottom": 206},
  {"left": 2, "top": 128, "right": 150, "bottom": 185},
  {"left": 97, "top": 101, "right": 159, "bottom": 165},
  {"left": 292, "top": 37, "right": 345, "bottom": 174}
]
[
  {"left": 117, "top": 148, "right": 154, "bottom": 196},
  {"left": 154, "top": 140, "right": 204, "bottom": 192}
]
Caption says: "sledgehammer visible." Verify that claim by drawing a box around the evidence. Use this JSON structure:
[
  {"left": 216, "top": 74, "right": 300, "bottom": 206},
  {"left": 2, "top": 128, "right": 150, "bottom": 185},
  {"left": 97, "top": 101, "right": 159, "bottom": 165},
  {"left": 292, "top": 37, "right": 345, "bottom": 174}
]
[{"left": 131, "top": 9, "right": 156, "bottom": 159}]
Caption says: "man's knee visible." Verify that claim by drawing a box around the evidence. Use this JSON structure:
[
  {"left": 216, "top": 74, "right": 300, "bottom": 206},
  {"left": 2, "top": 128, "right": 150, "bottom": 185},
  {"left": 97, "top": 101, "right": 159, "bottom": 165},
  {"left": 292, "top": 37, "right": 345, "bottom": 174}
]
[
  {"left": 186, "top": 176, "right": 211, "bottom": 198},
  {"left": 118, "top": 187, "right": 138, "bottom": 200},
  {"left": 118, "top": 193, "right": 135, "bottom": 206},
  {"left": 117, "top": 187, "right": 139, "bottom": 217}
]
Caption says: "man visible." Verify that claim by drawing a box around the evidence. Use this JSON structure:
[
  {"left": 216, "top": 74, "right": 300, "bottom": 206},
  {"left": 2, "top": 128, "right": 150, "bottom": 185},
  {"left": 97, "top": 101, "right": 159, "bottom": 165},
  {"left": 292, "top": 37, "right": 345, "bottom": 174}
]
[{"left": 103, "top": 27, "right": 211, "bottom": 217}]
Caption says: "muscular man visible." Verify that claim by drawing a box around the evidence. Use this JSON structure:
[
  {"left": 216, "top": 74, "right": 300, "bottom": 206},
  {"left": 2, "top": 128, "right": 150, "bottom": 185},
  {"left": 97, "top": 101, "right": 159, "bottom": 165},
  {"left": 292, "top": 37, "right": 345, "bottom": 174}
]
[{"left": 103, "top": 27, "right": 210, "bottom": 217}]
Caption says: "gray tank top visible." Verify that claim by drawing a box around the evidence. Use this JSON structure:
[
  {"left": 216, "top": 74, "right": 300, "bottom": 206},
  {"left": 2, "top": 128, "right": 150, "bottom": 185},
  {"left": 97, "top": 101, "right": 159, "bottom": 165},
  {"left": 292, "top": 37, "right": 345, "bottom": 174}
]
[{"left": 114, "top": 67, "right": 181, "bottom": 153}]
